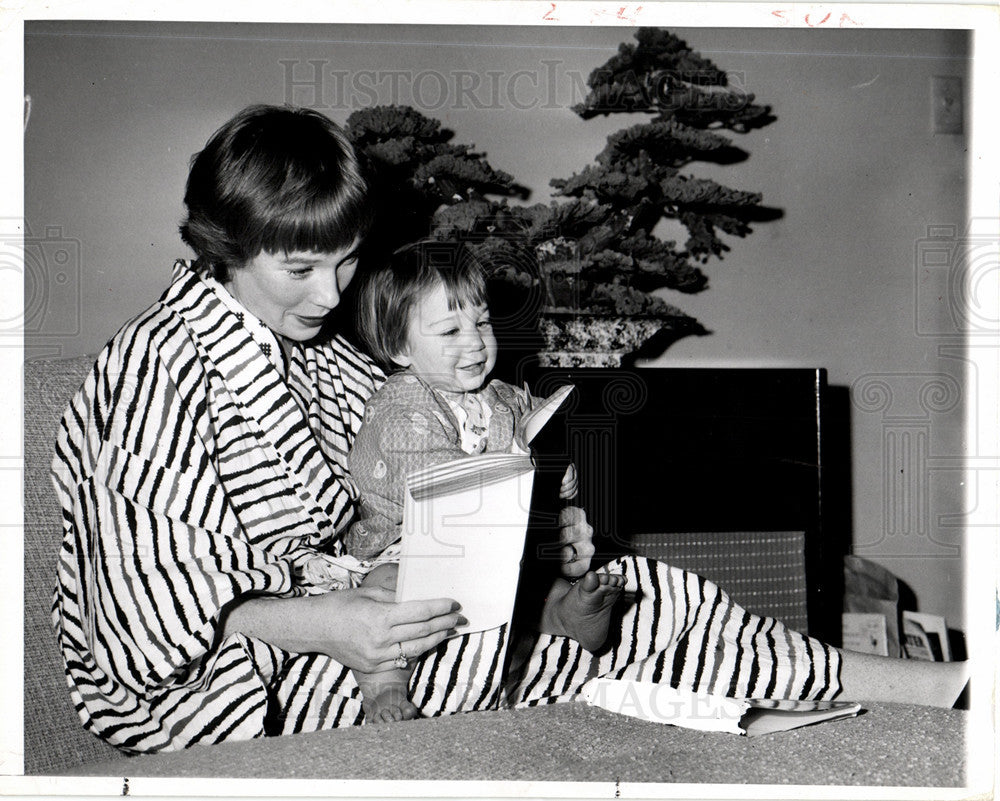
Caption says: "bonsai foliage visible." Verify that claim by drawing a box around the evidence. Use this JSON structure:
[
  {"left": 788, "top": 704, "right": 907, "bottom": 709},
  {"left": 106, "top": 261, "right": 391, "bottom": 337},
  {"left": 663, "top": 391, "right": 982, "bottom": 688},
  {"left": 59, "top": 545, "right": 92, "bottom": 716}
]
[
  {"left": 345, "top": 105, "right": 527, "bottom": 256},
  {"left": 347, "top": 28, "right": 778, "bottom": 341},
  {"left": 559, "top": 27, "right": 777, "bottom": 273}
]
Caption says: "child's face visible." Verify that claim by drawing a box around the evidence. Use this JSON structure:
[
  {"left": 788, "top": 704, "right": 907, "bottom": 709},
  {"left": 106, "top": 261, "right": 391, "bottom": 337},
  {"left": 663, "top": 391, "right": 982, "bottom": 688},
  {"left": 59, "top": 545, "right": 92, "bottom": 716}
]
[{"left": 394, "top": 280, "right": 497, "bottom": 393}]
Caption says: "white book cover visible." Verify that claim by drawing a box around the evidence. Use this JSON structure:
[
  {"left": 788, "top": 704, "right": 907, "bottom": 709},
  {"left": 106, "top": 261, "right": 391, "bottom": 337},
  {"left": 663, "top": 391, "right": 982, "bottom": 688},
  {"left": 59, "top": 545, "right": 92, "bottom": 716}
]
[
  {"left": 842, "top": 611, "right": 890, "bottom": 656},
  {"left": 394, "top": 384, "right": 574, "bottom": 636},
  {"left": 395, "top": 452, "right": 535, "bottom": 635}
]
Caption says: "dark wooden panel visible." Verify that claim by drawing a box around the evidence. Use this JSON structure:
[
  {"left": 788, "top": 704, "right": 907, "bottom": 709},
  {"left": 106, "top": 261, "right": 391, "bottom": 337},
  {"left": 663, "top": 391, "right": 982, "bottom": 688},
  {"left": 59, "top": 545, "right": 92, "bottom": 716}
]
[{"left": 517, "top": 366, "right": 845, "bottom": 640}]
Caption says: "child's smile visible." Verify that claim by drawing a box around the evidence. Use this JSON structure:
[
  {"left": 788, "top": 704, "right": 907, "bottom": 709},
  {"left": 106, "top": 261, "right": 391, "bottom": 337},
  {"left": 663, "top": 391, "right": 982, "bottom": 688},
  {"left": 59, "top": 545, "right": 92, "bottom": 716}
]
[{"left": 393, "top": 280, "right": 497, "bottom": 393}]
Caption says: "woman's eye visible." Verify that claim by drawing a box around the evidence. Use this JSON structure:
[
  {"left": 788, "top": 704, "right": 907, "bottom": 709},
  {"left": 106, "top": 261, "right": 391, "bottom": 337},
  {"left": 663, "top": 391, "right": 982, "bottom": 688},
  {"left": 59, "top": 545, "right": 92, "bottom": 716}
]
[
  {"left": 477, "top": 319, "right": 492, "bottom": 329},
  {"left": 440, "top": 328, "right": 460, "bottom": 337},
  {"left": 288, "top": 268, "right": 312, "bottom": 278}
]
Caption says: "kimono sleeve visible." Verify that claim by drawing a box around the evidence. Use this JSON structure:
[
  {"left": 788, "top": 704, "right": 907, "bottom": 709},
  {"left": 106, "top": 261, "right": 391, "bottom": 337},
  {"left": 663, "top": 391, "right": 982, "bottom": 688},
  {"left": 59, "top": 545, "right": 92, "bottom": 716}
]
[{"left": 51, "top": 331, "right": 295, "bottom": 752}]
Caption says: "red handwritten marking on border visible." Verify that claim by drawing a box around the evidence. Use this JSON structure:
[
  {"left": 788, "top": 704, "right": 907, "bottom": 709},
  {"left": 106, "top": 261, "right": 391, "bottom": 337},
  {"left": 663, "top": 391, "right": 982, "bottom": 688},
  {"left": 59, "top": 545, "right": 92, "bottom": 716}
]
[
  {"left": 543, "top": 2, "right": 558, "bottom": 21},
  {"left": 771, "top": 9, "right": 863, "bottom": 26},
  {"left": 589, "top": 4, "right": 645, "bottom": 24},
  {"left": 805, "top": 12, "right": 832, "bottom": 26}
]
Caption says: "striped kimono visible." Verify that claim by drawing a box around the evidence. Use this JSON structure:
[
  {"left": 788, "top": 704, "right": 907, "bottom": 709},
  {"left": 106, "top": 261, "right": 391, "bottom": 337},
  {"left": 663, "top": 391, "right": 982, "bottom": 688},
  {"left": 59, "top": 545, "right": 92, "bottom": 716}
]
[{"left": 51, "top": 262, "right": 841, "bottom": 755}]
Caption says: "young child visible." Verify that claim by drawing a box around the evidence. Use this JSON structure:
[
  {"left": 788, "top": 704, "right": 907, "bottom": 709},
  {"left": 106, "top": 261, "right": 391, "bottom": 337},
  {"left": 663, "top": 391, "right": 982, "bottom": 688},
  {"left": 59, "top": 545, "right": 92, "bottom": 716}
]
[{"left": 346, "top": 241, "right": 625, "bottom": 723}]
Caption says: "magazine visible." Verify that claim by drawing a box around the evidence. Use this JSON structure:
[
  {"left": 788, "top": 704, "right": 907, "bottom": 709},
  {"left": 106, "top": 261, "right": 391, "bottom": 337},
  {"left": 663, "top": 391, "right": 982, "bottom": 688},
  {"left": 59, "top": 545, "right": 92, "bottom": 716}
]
[
  {"left": 581, "top": 678, "right": 862, "bottom": 736},
  {"left": 902, "top": 611, "right": 952, "bottom": 661},
  {"left": 841, "top": 611, "right": 891, "bottom": 656},
  {"left": 395, "top": 384, "right": 574, "bottom": 635}
]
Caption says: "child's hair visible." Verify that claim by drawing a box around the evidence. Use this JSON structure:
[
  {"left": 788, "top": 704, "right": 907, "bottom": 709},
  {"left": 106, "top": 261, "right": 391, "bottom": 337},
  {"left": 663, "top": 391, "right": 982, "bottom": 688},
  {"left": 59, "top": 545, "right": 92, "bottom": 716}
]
[
  {"left": 354, "top": 240, "right": 489, "bottom": 369},
  {"left": 180, "top": 104, "right": 371, "bottom": 282}
]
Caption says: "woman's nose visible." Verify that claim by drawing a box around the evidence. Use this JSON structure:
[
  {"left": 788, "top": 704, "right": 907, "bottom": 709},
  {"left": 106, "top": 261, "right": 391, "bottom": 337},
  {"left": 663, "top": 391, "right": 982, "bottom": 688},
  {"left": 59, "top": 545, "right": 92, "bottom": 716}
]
[{"left": 313, "top": 271, "right": 341, "bottom": 310}]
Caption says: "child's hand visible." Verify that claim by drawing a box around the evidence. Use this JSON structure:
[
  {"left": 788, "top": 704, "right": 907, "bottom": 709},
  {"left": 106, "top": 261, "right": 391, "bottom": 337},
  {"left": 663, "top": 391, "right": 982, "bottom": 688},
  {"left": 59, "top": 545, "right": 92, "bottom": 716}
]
[{"left": 559, "top": 463, "right": 579, "bottom": 500}]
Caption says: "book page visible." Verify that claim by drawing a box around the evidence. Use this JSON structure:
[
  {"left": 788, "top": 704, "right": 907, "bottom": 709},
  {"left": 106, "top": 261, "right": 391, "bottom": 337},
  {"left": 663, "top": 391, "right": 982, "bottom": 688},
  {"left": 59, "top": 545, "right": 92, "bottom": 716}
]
[
  {"left": 581, "top": 679, "right": 748, "bottom": 734},
  {"left": 514, "top": 383, "right": 574, "bottom": 451},
  {"left": 396, "top": 453, "right": 535, "bottom": 635}
]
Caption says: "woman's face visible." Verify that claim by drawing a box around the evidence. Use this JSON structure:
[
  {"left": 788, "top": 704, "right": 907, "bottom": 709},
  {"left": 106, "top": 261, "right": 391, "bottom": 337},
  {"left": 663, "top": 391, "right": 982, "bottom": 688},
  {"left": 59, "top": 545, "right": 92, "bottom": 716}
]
[
  {"left": 226, "top": 243, "right": 359, "bottom": 341},
  {"left": 394, "top": 280, "right": 497, "bottom": 394}
]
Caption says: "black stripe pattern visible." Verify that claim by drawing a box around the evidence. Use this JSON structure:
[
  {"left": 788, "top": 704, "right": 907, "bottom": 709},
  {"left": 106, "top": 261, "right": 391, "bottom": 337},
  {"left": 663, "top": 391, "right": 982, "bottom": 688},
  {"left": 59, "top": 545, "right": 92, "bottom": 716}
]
[
  {"left": 52, "top": 263, "right": 385, "bottom": 752},
  {"left": 508, "top": 556, "right": 842, "bottom": 708}
]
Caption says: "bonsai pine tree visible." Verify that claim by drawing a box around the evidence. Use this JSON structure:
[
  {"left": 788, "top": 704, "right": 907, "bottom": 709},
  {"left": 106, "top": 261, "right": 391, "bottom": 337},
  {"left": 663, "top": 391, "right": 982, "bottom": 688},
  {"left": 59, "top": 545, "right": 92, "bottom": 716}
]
[
  {"left": 554, "top": 27, "right": 778, "bottom": 293},
  {"left": 346, "top": 29, "right": 780, "bottom": 362}
]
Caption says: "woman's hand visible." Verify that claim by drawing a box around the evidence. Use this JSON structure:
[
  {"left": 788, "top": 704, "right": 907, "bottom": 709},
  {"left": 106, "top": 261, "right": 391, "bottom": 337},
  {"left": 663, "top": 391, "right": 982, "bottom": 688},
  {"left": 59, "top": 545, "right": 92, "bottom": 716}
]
[
  {"left": 318, "top": 586, "right": 467, "bottom": 672},
  {"left": 557, "top": 505, "right": 595, "bottom": 578},
  {"left": 221, "top": 585, "right": 466, "bottom": 674}
]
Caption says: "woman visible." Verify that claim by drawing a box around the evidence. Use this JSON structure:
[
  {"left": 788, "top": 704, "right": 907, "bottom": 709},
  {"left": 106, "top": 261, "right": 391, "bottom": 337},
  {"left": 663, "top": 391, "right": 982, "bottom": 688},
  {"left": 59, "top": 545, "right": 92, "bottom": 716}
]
[
  {"left": 51, "top": 105, "right": 965, "bottom": 755},
  {"left": 51, "top": 104, "right": 597, "bottom": 752}
]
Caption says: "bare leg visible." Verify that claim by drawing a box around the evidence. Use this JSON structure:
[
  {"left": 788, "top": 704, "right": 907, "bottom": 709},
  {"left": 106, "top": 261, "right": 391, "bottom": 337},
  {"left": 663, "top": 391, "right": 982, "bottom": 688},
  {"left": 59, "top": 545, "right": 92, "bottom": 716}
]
[
  {"left": 837, "top": 649, "right": 969, "bottom": 708},
  {"left": 540, "top": 571, "right": 626, "bottom": 652},
  {"left": 353, "top": 563, "right": 419, "bottom": 723}
]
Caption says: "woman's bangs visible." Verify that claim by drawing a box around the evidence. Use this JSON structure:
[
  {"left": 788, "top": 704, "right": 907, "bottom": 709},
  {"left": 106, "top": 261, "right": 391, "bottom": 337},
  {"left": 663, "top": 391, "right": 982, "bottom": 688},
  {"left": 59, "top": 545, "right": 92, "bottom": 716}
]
[{"left": 261, "top": 186, "right": 370, "bottom": 256}]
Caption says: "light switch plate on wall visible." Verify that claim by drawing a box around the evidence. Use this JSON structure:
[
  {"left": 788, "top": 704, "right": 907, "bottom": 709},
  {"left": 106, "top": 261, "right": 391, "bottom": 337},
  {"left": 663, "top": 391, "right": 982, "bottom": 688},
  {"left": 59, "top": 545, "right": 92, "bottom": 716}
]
[{"left": 931, "top": 75, "right": 963, "bottom": 135}]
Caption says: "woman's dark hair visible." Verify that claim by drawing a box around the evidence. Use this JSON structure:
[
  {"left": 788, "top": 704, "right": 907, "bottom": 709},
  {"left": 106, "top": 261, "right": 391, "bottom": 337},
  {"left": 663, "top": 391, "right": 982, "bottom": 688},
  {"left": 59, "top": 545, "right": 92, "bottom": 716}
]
[
  {"left": 180, "top": 104, "right": 370, "bottom": 282},
  {"left": 353, "top": 240, "right": 488, "bottom": 370}
]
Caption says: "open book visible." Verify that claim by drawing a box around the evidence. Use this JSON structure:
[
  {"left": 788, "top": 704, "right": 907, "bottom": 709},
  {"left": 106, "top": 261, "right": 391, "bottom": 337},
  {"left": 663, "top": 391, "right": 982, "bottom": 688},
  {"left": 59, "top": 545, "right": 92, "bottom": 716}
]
[
  {"left": 395, "top": 384, "right": 574, "bottom": 635},
  {"left": 581, "top": 678, "right": 862, "bottom": 736},
  {"left": 513, "top": 383, "right": 574, "bottom": 452}
]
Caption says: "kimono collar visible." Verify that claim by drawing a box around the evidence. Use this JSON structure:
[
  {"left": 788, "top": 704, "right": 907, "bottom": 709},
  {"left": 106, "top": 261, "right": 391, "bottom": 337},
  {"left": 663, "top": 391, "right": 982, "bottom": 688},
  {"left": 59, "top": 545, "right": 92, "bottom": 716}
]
[
  {"left": 162, "top": 261, "right": 357, "bottom": 544},
  {"left": 203, "top": 274, "right": 290, "bottom": 376}
]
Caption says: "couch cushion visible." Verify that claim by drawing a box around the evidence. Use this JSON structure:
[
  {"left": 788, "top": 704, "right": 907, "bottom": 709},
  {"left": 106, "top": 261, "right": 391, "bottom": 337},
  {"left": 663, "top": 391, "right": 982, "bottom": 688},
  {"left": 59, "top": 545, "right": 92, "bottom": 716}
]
[
  {"left": 23, "top": 355, "right": 127, "bottom": 773},
  {"left": 61, "top": 701, "right": 969, "bottom": 786}
]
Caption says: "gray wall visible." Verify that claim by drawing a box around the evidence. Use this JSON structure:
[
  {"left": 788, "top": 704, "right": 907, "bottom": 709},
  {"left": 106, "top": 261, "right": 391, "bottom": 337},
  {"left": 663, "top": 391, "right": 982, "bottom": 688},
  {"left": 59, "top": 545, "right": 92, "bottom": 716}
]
[{"left": 24, "top": 23, "right": 970, "bottom": 628}]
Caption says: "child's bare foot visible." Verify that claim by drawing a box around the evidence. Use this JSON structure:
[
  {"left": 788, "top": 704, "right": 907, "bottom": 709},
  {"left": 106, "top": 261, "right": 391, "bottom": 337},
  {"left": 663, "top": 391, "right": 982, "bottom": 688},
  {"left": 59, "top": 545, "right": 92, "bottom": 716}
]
[
  {"left": 362, "top": 685, "right": 420, "bottom": 724},
  {"left": 554, "top": 571, "right": 626, "bottom": 652}
]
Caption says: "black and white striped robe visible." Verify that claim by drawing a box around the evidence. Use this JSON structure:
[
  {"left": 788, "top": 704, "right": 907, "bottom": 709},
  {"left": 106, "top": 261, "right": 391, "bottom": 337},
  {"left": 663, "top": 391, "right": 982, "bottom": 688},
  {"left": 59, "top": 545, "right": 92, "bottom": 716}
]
[{"left": 52, "top": 262, "right": 841, "bottom": 755}]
